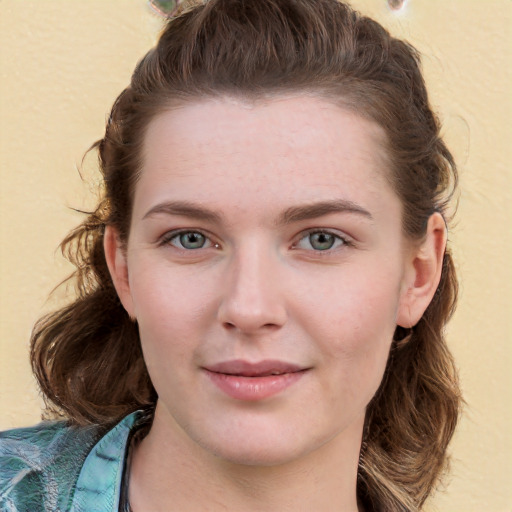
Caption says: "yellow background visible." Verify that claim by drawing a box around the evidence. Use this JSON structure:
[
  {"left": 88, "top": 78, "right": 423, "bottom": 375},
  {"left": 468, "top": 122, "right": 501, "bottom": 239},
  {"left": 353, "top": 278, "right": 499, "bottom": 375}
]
[{"left": 1, "top": 1, "right": 511, "bottom": 510}]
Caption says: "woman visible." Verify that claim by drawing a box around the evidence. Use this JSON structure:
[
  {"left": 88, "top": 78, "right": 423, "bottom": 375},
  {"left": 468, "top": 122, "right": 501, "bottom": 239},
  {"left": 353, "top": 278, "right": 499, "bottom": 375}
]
[{"left": 0, "top": 0, "right": 461, "bottom": 510}]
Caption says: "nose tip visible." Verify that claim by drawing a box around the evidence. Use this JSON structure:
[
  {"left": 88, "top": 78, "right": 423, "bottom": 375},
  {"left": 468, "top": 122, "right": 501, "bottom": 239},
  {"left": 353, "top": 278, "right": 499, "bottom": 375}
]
[
  {"left": 220, "top": 305, "right": 285, "bottom": 334},
  {"left": 218, "top": 287, "right": 288, "bottom": 334},
  {"left": 217, "top": 252, "right": 287, "bottom": 334}
]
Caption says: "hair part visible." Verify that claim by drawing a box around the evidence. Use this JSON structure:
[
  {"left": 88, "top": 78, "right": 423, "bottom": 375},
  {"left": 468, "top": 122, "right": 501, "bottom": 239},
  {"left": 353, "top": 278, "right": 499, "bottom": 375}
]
[{"left": 30, "top": 1, "right": 461, "bottom": 510}]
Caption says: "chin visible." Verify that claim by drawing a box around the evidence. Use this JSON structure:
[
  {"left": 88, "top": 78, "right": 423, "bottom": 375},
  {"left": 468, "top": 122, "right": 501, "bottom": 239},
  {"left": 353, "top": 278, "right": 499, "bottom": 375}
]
[
  {"left": 192, "top": 419, "right": 337, "bottom": 468},
  {"left": 208, "top": 439, "right": 309, "bottom": 467}
]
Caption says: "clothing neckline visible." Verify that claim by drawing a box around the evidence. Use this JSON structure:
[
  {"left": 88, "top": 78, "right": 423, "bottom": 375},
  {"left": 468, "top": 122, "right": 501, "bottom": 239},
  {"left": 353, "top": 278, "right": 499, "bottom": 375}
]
[
  {"left": 119, "top": 412, "right": 152, "bottom": 512},
  {"left": 68, "top": 410, "right": 146, "bottom": 512}
]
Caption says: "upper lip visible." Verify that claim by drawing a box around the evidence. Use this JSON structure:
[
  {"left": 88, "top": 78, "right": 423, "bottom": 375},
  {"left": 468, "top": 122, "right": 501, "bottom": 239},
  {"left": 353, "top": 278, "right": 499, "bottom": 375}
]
[{"left": 204, "top": 359, "right": 306, "bottom": 377}]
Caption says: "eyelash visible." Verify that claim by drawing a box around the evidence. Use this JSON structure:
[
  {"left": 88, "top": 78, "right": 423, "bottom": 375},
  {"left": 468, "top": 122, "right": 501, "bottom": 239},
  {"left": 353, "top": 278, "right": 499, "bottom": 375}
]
[
  {"left": 158, "top": 229, "right": 218, "bottom": 250},
  {"left": 158, "top": 228, "right": 352, "bottom": 253},
  {"left": 292, "top": 229, "right": 352, "bottom": 253}
]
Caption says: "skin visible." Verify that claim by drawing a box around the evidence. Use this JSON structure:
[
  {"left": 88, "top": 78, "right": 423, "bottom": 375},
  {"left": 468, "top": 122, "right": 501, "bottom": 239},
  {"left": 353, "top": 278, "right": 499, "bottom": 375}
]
[{"left": 105, "top": 95, "right": 446, "bottom": 511}]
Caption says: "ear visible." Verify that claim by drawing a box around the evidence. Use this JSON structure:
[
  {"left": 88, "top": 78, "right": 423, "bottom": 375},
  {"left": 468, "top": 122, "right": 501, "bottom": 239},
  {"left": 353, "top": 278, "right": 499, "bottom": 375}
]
[
  {"left": 104, "top": 225, "right": 136, "bottom": 319},
  {"left": 396, "top": 213, "right": 447, "bottom": 328}
]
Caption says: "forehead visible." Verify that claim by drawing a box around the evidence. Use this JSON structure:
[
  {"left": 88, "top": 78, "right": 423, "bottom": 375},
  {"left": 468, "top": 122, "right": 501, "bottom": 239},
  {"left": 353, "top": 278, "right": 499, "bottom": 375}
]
[{"left": 136, "top": 95, "right": 395, "bottom": 221}]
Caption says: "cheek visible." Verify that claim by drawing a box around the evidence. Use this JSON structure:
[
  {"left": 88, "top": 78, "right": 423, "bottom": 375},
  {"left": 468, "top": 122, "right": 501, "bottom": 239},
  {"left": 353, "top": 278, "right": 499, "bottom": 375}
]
[
  {"left": 127, "top": 261, "right": 225, "bottom": 378},
  {"left": 127, "top": 272, "right": 195, "bottom": 362},
  {"left": 129, "top": 261, "right": 217, "bottom": 326},
  {"left": 303, "top": 271, "right": 401, "bottom": 399},
  {"left": 131, "top": 280, "right": 201, "bottom": 401},
  {"left": 305, "top": 265, "right": 401, "bottom": 342}
]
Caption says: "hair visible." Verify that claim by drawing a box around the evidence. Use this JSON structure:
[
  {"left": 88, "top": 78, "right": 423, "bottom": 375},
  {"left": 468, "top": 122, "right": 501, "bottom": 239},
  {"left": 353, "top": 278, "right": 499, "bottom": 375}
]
[{"left": 30, "top": 1, "right": 461, "bottom": 510}]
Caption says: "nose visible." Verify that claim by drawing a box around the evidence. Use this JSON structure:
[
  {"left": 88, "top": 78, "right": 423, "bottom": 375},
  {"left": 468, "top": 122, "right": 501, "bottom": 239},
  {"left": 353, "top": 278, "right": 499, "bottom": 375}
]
[{"left": 217, "top": 244, "right": 287, "bottom": 334}]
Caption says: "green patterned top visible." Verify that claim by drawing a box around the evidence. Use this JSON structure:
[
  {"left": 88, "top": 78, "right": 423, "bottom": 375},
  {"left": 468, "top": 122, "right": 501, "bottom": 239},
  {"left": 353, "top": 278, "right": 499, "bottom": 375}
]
[{"left": 0, "top": 411, "right": 142, "bottom": 512}]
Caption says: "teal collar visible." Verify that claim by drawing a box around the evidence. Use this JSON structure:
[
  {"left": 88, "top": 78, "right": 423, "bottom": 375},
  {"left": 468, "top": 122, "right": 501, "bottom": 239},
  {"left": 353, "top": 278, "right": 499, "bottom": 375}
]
[{"left": 69, "top": 411, "right": 142, "bottom": 511}]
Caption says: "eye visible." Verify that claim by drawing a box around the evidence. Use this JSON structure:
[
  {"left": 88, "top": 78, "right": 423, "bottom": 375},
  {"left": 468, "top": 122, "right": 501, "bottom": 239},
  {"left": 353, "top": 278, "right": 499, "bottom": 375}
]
[
  {"left": 294, "top": 231, "right": 348, "bottom": 251},
  {"left": 164, "top": 231, "right": 213, "bottom": 250}
]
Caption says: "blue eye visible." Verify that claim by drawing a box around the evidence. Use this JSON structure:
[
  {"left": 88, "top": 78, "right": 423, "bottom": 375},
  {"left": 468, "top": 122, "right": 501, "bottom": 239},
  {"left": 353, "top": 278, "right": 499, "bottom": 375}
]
[
  {"left": 168, "top": 231, "right": 211, "bottom": 250},
  {"left": 295, "top": 231, "right": 347, "bottom": 251}
]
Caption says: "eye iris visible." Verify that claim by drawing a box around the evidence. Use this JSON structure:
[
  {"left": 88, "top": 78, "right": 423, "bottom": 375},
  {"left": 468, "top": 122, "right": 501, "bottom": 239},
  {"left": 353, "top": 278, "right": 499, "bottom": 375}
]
[
  {"left": 180, "top": 232, "right": 206, "bottom": 249},
  {"left": 310, "top": 232, "right": 335, "bottom": 250}
]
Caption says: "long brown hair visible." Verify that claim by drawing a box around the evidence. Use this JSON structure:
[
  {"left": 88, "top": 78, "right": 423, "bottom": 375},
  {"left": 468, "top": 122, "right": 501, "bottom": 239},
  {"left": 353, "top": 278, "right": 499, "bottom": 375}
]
[{"left": 31, "top": 1, "right": 461, "bottom": 509}]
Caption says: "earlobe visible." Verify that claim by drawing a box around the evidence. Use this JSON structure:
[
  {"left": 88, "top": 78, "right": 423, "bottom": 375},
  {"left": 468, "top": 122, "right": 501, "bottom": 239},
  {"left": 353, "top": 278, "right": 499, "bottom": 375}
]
[
  {"left": 104, "top": 225, "right": 136, "bottom": 319},
  {"left": 396, "top": 213, "right": 447, "bottom": 328}
]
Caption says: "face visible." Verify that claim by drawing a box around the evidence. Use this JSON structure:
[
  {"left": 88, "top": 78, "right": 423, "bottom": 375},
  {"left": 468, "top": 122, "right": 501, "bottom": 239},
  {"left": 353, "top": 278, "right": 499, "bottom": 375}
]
[{"left": 109, "top": 95, "right": 421, "bottom": 466}]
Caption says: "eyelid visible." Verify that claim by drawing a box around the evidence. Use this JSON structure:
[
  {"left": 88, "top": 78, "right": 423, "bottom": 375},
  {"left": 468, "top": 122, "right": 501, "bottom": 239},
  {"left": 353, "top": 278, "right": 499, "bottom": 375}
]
[
  {"left": 291, "top": 228, "right": 353, "bottom": 251},
  {"left": 158, "top": 228, "right": 220, "bottom": 249},
  {"left": 157, "top": 227, "right": 353, "bottom": 253}
]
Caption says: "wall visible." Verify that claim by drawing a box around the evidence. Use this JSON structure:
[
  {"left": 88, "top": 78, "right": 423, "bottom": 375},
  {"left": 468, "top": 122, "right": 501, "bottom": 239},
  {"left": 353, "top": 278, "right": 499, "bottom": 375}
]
[{"left": 1, "top": 1, "right": 510, "bottom": 510}]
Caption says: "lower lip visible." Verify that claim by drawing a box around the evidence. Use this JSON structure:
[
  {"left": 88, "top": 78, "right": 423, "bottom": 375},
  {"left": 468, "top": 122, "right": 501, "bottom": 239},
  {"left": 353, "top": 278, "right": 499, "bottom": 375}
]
[{"left": 204, "top": 370, "right": 306, "bottom": 401}]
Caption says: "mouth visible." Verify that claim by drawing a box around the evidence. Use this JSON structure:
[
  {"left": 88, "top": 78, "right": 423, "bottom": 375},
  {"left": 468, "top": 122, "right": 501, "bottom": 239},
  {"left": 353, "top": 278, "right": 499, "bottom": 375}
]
[
  {"left": 205, "top": 359, "right": 305, "bottom": 377},
  {"left": 202, "top": 360, "right": 309, "bottom": 401}
]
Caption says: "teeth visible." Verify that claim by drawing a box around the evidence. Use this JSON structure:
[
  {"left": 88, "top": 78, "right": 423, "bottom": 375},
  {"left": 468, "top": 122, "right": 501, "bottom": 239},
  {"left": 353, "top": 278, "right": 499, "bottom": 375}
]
[{"left": 271, "top": 371, "right": 283, "bottom": 375}]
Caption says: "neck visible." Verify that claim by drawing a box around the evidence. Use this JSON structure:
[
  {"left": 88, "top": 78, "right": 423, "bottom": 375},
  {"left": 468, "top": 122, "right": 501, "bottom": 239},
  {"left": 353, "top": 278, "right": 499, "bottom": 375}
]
[{"left": 128, "top": 403, "right": 364, "bottom": 512}]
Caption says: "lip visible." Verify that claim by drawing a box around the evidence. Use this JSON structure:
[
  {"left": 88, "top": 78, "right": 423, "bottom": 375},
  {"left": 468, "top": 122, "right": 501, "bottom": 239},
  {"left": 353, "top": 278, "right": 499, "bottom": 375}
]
[{"left": 202, "top": 359, "right": 308, "bottom": 401}]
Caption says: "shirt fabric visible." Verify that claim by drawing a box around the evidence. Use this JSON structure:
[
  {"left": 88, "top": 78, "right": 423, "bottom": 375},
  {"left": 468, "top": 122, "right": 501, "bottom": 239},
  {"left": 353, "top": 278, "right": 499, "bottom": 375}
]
[{"left": 0, "top": 410, "right": 143, "bottom": 512}]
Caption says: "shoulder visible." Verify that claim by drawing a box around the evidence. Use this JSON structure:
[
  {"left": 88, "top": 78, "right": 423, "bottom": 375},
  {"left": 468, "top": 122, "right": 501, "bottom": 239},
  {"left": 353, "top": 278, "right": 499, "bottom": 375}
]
[
  {"left": 0, "top": 419, "right": 103, "bottom": 512},
  {"left": 0, "top": 411, "right": 145, "bottom": 512}
]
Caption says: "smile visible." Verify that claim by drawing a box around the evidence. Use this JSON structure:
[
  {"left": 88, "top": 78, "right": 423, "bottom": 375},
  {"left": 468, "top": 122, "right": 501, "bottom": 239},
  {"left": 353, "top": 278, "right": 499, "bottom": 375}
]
[{"left": 203, "top": 360, "right": 308, "bottom": 401}]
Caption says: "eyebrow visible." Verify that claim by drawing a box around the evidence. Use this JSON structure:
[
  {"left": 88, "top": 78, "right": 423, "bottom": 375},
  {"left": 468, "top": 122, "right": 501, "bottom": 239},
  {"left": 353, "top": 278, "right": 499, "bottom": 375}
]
[
  {"left": 142, "top": 201, "right": 222, "bottom": 223},
  {"left": 278, "top": 199, "right": 373, "bottom": 224},
  {"left": 142, "top": 199, "right": 372, "bottom": 224}
]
